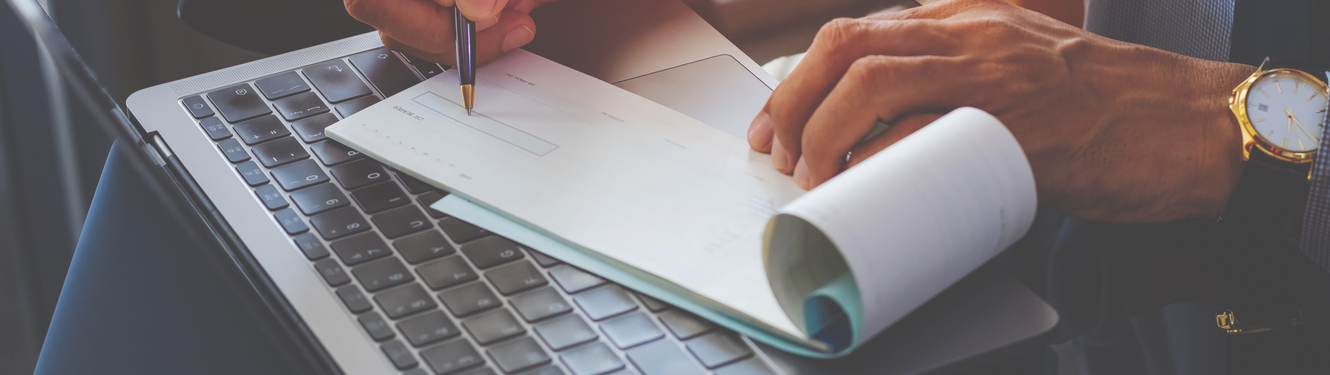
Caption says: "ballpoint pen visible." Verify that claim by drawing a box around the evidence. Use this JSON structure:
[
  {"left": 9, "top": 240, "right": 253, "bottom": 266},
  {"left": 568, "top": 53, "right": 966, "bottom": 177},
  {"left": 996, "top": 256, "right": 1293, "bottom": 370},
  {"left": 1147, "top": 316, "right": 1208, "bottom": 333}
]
[{"left": 454, "top": 6, "right": 476, "bottom": 116}]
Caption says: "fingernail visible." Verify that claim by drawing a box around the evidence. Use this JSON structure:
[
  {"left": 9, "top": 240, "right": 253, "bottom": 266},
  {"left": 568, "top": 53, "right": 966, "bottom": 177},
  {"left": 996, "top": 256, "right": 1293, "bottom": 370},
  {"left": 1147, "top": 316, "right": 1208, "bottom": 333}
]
[
  {"left": 461, "top": 0, "right": 499, "bottom": 17},
  {"left": 502, "top": 26, "right": 535, "bottom": 53},
  {"left": 793, "top": 158, "right": 811, "bottom": 189},
  {"left": 747, "top": 112, "right": 773, "bottom": 150}
]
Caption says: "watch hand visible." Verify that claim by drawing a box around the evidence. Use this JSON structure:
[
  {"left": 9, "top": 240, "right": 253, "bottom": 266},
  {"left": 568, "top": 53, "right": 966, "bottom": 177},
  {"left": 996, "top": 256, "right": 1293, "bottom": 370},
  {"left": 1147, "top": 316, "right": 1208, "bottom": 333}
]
[{"left": 1289, "top": 111, "right": 1321, "bottom": 142}]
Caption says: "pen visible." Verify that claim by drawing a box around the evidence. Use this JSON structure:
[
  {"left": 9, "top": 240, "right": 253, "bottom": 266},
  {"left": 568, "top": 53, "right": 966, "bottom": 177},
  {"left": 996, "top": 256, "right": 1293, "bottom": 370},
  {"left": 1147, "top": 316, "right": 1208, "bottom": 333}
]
[{"left": 454, "top": 7, "right": 476, "bottom": 116}]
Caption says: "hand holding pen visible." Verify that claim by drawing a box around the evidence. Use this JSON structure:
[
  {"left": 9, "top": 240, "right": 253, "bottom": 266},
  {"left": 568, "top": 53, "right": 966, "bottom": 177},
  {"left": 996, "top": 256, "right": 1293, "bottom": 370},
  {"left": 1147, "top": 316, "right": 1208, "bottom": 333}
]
[{"left": 344, "top": 0, "right": 547, "bottom": 83}]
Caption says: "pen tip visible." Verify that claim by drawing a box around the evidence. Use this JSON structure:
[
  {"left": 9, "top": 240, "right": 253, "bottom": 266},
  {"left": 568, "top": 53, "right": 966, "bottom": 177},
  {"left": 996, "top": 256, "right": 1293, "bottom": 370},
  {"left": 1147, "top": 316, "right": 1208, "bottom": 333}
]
[{"left": 467, "top": 108, "right": 473, "bottom": 116}]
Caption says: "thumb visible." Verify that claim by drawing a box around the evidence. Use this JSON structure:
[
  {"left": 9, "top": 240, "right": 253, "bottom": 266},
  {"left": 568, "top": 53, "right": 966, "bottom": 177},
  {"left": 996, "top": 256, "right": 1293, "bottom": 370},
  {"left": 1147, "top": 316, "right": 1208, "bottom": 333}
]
[{"left": 455, "top": 0, "right": 510, "bottom": 26}]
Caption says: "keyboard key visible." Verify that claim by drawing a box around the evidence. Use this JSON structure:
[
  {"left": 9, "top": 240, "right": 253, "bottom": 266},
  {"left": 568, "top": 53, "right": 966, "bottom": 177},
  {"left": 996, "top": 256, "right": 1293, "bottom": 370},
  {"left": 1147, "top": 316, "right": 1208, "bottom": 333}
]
[
  {"left": 251, "top": 137, "right": 309, "bottom": 168},
  {"left": 418, "top": 193, "right": 448, "bottom": 219},
  {"left": 208, "top": 83, "right": 271, "bottom": 122},
  {"left": 438, "top": 282, "right": 500, "bottom": 317},
  {"left": 382, "top": 340, "right": 419, "bottom": 370},
  {"left": 561, "top": 342, "right": 625, "bottom": 375},
  {"left": 358, "top": 312, "right": 396, "bottom": 341},
  {"left": 373, "top": 206, "right": 433, "bottom": 238},
  {"left": 421, "top": 339, "right": 484, "bottom": 375},
  {"left": 289, "top": 183, "right": 349, "bottom": 215},
  {"left": 353, "top": 257, "right": 414, "bottom": 292},
  {"left": 310, "top": 140, "right": 363, "bottom": 166},
  {"left": 510, "top": 287, "right": 572, "bottom": 322},
  {"left": 273, "top": 91, "right": 330, "bottom": 121},
  {"left": 351, "top": 182, "right": 410, "bottom": 213},
  {"left": 236, "top": 161, "right": 268, "bottom": 186},
  {"left": 400, "top": 53, "right": 431, "bottom": 65},
  {"left": 375, "top": 284, "right": 437, "bottom": 319},
  {"left": 455, "top": 368, "right": 496, "bottom": 375},
  {"left": 349, "top": 48, "right": 421, "bottom": 97},
  {"left": 487, "top": 337, "right": 551, "bottom": 373},
  {"left": 684, "top": 332, "right": 752, "bottom": 369},
  {"left": 254, "top": 184, "right": 289, "bottom": 210},
  {"left": 274, "top": 208, "right": 308, "bottom": 234},
  {"left": 403, "top": 369, "right": 432, "bottom": 375},
  {"left": 330, "top": 159, "right": 388, "bottom": 190},
  {"left": 548, "top": 265, "right": 606, "bottom": 294},
  {"left": 394, "top": 230, "right": 455, "bottom": 264},
  {"left": 574, "top": 285, "right": 637, "bottom": 321},
  {"left": 601, "top": 312, "right": 664, "bottom": 349},
  {"left": 627, "top": 341, "right": 705, "bottom": 375},
  {"left": 217, "top": 138, "right": 251, "bottom": 163},
  {"left": 414, "top": 62, "right": 445, "bottom": 79},
  {"left": 255, "top": 71, "right": 311, "bottom": 100},
  {"left": 636, "top": 293, "right": 670, "bottom": 313},
  {"left": 461, "top": 236, "right": 526, "bottom": 269},
  {"left": 417, "top": 256, "right": 478, "bottom": 290},
  {"left": 398, "top": 172, "right": 436, "bottom": 194},
  {"left": 233, "top": 115, "right": 290, "bottom": 145},
  {"left": 292, "top": 232, "right": 329, "bottom": 260},
  {"left": 270, "top": 159, "right": 329, "bottom": 191},
  {"left": 302, "top": 60, "right": 372, "bottom": 103},
  {"left": 290, "top": 113, "right": 338, "bottom": 143},
  {"left": 713, "top": 358, "right": 778, "bottom": 375},
  {"left": 528, "top": 250, "right": 562, "bottom": 268},
  {"left": 522, "top": 366, "right": 566, "bottom": 375},
  {"left": 314, "top": 258, "right": 350, "bottom": 286},
  {"left": 439, "top": 216, "right": 489, "bottom": 243},
  {"left": 336, "top": 285, "right": 374, "bottom": 313},
  {"left": 657, "top": 310, "right": 713, "bottom": 340},
  {"left": 182, "top": 95, "right": 214, "bottom": 118},
  {"left": 336, "top": 95, "right": 380, "bottom": 117},
  {"left": 397, "top": 311, "right": 461, "bottom": 347},
  {"left": 461, "top": 309, "right": 525, "bottom": 345},
  {"left": 330, "top": 232, "right": 391, "bottom": 265},
  {"left": 198, "top": 116, "right": 231, "bottom": 140},
  {"left": 534, "top": 314, "right": 598, "bottom": 351},
  {"left": 310, "top": 206, "right": 371, "bottom": 240},
  {"left": 486, "top": 261, "right": 548, "bottom": 295}
]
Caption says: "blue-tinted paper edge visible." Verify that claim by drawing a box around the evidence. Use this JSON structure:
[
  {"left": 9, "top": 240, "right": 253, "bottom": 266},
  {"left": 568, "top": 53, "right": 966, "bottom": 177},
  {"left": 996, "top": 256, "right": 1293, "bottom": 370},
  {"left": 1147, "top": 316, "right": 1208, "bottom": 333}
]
[{"left": 432, "top": 195, "right": 845, "bottom": 358}]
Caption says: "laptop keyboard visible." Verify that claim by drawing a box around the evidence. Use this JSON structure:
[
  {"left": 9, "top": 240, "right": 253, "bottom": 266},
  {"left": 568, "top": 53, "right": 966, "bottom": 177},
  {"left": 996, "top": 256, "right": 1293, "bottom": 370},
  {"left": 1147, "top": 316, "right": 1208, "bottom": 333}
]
[{"left": 177, "top": 47, "right": 778, "bottom": 375}]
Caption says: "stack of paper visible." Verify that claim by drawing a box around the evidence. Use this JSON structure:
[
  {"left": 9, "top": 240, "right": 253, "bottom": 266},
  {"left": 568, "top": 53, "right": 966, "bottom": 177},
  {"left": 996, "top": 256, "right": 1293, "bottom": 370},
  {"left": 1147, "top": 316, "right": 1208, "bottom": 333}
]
[{"left": 327, "top": 49, "right": 1036, "bottom": 357}]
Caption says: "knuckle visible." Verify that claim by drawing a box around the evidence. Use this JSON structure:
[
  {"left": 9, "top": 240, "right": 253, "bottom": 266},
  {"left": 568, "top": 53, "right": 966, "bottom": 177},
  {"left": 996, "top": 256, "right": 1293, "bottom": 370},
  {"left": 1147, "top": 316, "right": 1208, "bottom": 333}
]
[
  {"left": 846, "top": 56, "right": 892, "bottom": 88},
  {"left": 815, "top": 18, "right": 864, "bottom": 51}
]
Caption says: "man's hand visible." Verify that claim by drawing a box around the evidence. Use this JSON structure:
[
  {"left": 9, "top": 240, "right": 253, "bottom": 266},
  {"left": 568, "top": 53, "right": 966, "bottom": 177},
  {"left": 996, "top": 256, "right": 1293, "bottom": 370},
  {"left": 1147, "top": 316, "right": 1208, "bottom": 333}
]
[
  {"left": 748, "top": 0, "right": 1256, "bottom": 223},
  {"left": 345, "top": 0, "right": 558, "bottom": 66}
]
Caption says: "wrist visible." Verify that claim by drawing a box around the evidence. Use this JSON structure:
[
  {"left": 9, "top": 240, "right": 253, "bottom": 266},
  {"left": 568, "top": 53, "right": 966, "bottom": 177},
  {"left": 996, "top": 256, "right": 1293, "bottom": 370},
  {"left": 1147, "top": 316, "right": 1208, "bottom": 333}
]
[{"left": 1198, "top": 60, "right": 1257, "bottom": 216}]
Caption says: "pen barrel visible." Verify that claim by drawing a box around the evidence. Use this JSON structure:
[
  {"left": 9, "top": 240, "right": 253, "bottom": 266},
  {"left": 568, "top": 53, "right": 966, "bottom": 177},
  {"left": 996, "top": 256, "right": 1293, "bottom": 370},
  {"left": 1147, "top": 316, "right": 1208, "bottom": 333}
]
[{"left": 454, "top": 8, "right": 477, "bottom": 86}]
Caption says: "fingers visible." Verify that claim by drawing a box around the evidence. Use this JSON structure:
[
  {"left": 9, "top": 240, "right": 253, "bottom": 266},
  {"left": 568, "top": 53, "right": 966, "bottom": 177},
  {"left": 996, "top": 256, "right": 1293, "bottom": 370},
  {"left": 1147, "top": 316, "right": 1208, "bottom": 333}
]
[
  {"left": 377, "top": 8, "right": 536, "bottom": 66},
  {"left": 845, "top": 113, "right": 942, "bottom": 168},
  {"left": 766, "top": 18, "right": 956, "bottom": 163},
  {"left": 793, "top": 113, "right": 940, "bottom": 188},
  {"left": 799, "top": 56, "right": 965, "bottom": 188},
  {"left": 747, "top": 111, "right": 774, "bottom": 153},
  {"left": 455, "top": 0, "right": 510, "bottom": 29}
]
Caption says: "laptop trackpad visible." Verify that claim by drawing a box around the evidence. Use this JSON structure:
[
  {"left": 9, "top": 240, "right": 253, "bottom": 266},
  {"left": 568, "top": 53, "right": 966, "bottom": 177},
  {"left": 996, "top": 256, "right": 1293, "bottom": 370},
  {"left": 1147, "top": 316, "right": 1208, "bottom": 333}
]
[{"left": 613, "top": 55, "right": 773, "bottom": 139}]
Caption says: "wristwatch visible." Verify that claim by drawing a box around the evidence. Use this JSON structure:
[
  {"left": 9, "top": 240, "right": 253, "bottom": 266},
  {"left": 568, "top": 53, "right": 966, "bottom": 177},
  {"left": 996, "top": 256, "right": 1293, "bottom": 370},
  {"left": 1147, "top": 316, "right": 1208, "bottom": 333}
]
[
  {"left": 1222, "top": 58, "right": 1325, "bottom": 229},
  {"left": 1229, "top": 58, "right": 1328, "bottom": 179}
]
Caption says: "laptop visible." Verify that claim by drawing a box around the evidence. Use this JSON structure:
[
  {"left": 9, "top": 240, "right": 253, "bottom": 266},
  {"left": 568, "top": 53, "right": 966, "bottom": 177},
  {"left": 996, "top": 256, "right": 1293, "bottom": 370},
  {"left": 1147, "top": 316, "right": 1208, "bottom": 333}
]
[{"left": 11, "top": 0, "right": 1059, "bottom": 373}]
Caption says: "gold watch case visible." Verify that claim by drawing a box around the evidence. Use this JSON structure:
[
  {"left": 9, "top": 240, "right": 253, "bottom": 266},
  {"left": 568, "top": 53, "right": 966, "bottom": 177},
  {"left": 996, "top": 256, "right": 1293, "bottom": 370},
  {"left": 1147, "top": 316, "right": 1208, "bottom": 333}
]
[{"left": 1229, "top": 66, "right": 1327, "bottom": 164}]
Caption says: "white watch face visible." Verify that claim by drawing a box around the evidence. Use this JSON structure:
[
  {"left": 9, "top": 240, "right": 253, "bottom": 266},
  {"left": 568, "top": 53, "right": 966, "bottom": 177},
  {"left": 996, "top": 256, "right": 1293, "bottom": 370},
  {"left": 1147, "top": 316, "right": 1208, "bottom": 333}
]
[{"left": 1246, "top": 71, "right": 1328, "bottom": 152}]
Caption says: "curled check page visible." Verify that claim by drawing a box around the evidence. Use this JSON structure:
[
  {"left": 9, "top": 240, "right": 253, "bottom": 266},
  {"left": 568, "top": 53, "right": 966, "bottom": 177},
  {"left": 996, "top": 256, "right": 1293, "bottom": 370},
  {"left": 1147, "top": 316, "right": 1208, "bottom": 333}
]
[
  {"left": 329, "top": 49, "right": 810, "bottom": 343},
  {"left": 328, "top": 49, "right": 1038, "bottom": 357}
]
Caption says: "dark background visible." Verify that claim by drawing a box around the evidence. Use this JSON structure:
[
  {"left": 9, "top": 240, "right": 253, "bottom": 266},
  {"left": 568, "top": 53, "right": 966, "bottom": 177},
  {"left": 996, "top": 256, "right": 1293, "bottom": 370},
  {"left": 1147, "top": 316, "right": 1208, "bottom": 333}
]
[{"left": 0, "top": 2, "right": 264, "bottom": 374}]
